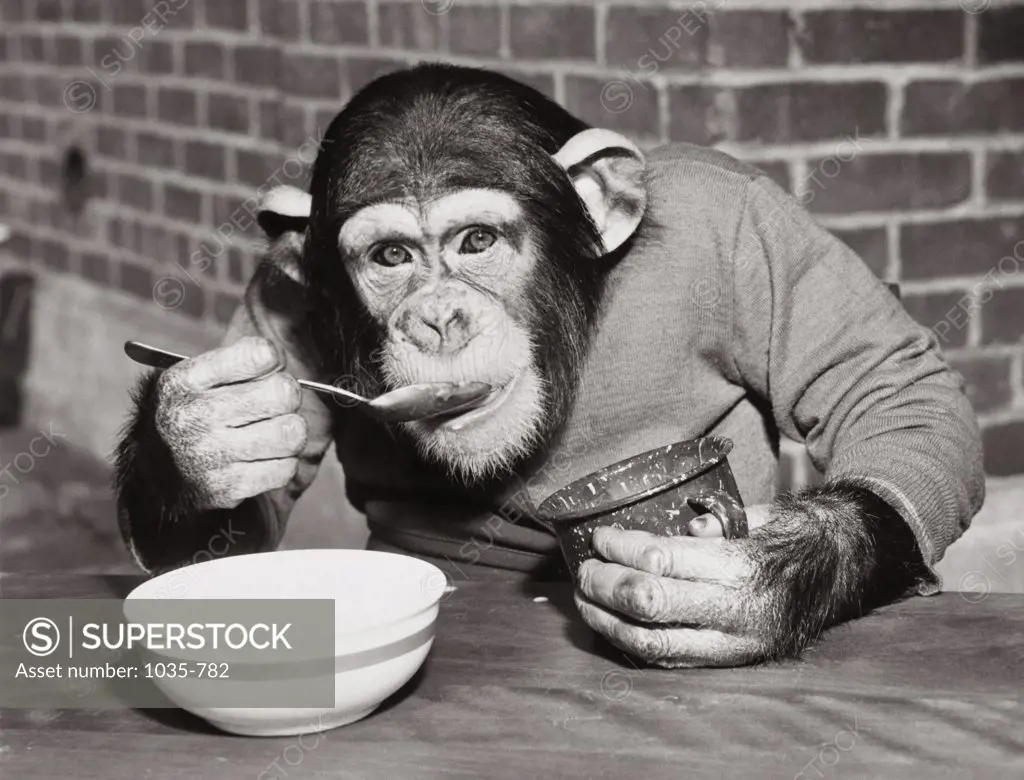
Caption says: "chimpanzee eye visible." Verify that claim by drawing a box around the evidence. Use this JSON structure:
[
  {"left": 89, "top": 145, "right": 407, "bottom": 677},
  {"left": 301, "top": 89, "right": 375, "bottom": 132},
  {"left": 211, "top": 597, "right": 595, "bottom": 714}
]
[
  {"left": 372, "top": 244, "right": 412, "bottom": 267},
  {"left": 459, "top": 228, "right": 497, "bottom": 254}
]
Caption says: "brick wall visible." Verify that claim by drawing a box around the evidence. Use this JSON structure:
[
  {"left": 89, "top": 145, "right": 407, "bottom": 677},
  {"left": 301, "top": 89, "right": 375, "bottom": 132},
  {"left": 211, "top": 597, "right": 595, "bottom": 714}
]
[{"left": 0, "top": 0, "right": 1023, "bottom": 478}]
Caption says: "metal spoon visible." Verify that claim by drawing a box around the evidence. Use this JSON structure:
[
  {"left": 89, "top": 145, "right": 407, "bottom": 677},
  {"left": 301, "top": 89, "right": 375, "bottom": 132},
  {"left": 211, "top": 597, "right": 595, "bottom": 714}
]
[{"left": 123, "top": 341, "right": 494, "bottom": 424}]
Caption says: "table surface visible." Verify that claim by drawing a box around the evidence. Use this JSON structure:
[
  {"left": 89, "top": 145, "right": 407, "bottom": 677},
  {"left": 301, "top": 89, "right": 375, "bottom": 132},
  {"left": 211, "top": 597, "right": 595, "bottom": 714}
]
[{"left": 1, "top": 572, "right": 1022, "bottom": 780}]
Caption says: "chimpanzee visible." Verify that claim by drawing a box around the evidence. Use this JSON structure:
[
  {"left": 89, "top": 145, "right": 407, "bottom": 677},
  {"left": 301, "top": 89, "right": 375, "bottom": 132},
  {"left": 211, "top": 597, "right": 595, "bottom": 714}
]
[{"left": 115, "top": 64, "right": 984, "bottom": 668}]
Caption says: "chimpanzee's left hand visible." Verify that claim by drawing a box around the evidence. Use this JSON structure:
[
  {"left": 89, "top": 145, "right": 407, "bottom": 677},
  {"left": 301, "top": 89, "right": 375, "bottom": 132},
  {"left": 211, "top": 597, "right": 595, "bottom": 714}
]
[{"left": 574, "top": 505, "right": 782, "bottom": 668}]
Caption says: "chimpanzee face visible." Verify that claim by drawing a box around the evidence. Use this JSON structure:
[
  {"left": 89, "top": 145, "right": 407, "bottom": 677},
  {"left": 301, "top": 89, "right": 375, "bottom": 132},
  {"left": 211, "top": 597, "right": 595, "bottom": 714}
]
[
  {"left": 338, "top": 188, "right": 545, "bottom": 479},
  {"left": 260, "top": 64, "right": 648, "bottom": 483}
]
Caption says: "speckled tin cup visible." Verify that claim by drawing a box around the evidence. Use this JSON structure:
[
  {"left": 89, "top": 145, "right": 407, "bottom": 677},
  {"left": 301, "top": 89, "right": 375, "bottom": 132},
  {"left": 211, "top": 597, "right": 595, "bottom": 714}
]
[{"left": 536, "top": 436, "right": 749, "bottom": 582}]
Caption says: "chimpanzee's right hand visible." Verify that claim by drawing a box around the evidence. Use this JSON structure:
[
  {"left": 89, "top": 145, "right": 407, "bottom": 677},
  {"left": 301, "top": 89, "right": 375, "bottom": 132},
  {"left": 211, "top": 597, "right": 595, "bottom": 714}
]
[{"left": 153, "top": 335, "right": 309, "bottom": 511}]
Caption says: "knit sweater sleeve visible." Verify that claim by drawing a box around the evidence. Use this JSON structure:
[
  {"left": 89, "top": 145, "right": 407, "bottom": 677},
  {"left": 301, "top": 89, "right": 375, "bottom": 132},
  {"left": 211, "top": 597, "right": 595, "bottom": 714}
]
[{"left": 729, "top": 174, "right": 985, "bottom": 583}]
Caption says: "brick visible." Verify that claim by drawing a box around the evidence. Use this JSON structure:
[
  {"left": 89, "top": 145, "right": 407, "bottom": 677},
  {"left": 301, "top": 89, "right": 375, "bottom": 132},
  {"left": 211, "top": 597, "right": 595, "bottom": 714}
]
[
  {"left": 213, "top": 291, "right": 241, "bottom": 324},
  {"left": 38, "top": 238, "right": 70, "bottom": 272},
  {"left": 118, "top": 261, "right": 153, "bottom": 302},
  {"left": 227, "top": 247, "right": 250, "bottom": 284},
  {"left": 184, "top": 140, "right": 227, "bottom": 181},
  {"left": 736, "top": 82, "right": 886, "bottom": 144},
  {"left": 282, "top": 53, "right": 343, "bottom": 98},
  {"left": 949, "top": 355, "right": 1013, "bottom": 414},
  {"left": 157, "top": 87, "right": 197, "bottom": 125},
  {"left": 95, "top": 126, "right": 125, "bottom": 159},
  {"left": 184, "top": 42, "right": 225, "bottom": 79},
  {"left": 113, "top": 84, "right": 148, "bottom": 118},
  {"left": 449, "top": 5, "right": 501, "bottom": 57},
  {"left": 70, "top": 0, "right": 104, "bottom": 22},
  {"left": 234, "top": 149, "right": 279, "bottom": 188},
  {"left": 707, "top": 12, "right": 789, "bottom": 68},
  {"left": 21, "top": 116, "right": 44, "bottom": 141},
  {"left": 379, "top": 1, "right": 439, "bottom": 50},
  {"left": 831, "top": 226, "right": 888, "bottom": 278},
  {"left": 667, "top": 86, "right": 731, "bottom": 145},
  {"left": 145, "top": 0, "right": 196, "bottom": 29},
  {"left": 902, "top": 79, "right": 1024, "bottom": 136},
  {"left": 978, "top": 6, "right": 1024, "bottom": 64},
  {"left": 901, "top": 218, "right": 1024, "bottom": 280},
  {"left": 107, "top": 217, "right": 130, "bottom": 249},
  {"left": 511, "top": 5, "right": 595, "bottom": 61},
  {"left": 492, "top": 69, "right": 556, "bottom": 102},
  {"left": 986, "top": 151, "right": 1024, "bottom": 201},
  {"left": 207, "top": 92, "right": 251, "bottom": 134},
  {"left": 983, "top": 421, "right": 1024, "bottom": 477},
  {"left": 309, "top": 1, "right": 369, "bottom": 45},
  {"left": 564, "top": 75, "right": 659, "bottom": 138},
  {"left": 234, "top": 45, "right": 281, "bottom": 88},
  {"left": 55, "top": 35, "right": 85, "bottom": 66},
  {"left": 605, "top": 7, "right": 703, "bottom": 72},
  {"left": 981, "top": 289, "right": 1024, "bottom": 347},
  {"left": 39, "top": 157, "right": 60, "bottom": 188},
  {"left": 111, "top": 0, "right": 148, "bottom": 25},
  {"left": 136, "top": 132, "right": 176, "bottom": 168},
  {"left": 0, "top": 75, "right": 29, "bottom": 103},
  {"left": 34, "top": 75, "right": 66, "bottom": 110},
  {"left": 804, "top": 153, "right": 971, "bottom": 215},
  {"left": 348, "top": 57, "right": 403, "bottom": 93},
  {"left": 116, "top": 174, "right": 154, "bottom": 211},
  {"left": 271, "top": 0, "right": 302, "bottom": 40},
  {"left": 278, "top": 101, "right": 315, "bottom": 151},
  {"left": 212, "top": 195, "right": 262, "bottom": 239},
  {"left": 34, "top": 0, "right": 62, "bottom": 21},
  {"left": 138, "top": 40, "right": 174, "bottom": 74},
  {"left": 164, "top": 183, "right": 204, "bottom": 222},
  {"left": 258, "top": 99, "right": 279, "bottom": 141},
  {"left": 79, "top": 251, "right": 110, "bottom": 285},
  {"left": 0, "top": 0, "right": 25, "bottom": 21},
  {"left": 206, "top": 2, "right": 249, "bottom": 31},
  {"left": 800, "top": 10, "right": 962, "bottom": 64},
  {"left": 901, "top": 292, "right": 971, "bottom": 349},
  {"left": 21, "top": 35, "right": 46, "bottom": 63}
]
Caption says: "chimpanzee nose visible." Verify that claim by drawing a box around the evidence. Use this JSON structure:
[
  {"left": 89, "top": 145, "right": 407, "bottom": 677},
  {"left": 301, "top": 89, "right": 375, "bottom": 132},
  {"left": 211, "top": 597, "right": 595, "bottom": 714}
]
[{"left": 402, "top": 301, "right": 472, "bottom": 354}]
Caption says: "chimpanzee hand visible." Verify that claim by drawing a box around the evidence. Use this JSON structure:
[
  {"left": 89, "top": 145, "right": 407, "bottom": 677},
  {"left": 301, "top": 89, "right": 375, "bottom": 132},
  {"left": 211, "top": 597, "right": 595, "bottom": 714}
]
[
  {"left": 574, "top": 482, "right": 927, "bottom": 668},
  {"left": 574, "top": 506, "right": 775, "bottom": 668},
  {"left": 152, "top": 335, "right": 308, "bottom": 511}
]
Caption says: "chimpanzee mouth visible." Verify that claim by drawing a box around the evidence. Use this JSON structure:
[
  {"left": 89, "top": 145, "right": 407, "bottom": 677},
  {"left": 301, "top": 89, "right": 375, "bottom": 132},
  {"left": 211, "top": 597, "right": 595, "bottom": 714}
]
[{"left": 424, "top": 373, "right": 520, "bottom": 430}]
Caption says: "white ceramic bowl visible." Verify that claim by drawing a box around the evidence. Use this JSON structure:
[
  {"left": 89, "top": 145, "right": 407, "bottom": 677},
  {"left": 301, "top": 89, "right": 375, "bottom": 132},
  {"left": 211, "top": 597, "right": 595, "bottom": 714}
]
[{"left": 124, "top": 549, "right": 449, "bottom": 736}]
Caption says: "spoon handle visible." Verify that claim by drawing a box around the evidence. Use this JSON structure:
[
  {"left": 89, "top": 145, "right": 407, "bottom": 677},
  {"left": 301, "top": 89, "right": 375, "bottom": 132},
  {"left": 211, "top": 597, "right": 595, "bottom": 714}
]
[{"left": 122, "top": 341, "right": 368, "bottom": 405}]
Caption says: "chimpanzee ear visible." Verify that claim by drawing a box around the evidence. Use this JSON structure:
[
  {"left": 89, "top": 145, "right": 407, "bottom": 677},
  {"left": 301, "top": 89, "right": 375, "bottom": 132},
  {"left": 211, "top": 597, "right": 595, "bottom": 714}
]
[
  {"left": 256, "top": 185, "right": 310, "bottom": 284},
  {"left": 553, "top": 128, "right": 647, "bottom": 255}
]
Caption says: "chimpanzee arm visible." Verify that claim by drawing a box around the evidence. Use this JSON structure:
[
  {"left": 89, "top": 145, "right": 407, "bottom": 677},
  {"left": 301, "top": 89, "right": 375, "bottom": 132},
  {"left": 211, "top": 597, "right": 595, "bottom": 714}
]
[
  {"left": 730, "top": 174, "right": 985, "bottom": 655},
  {"left": 114, "top": 259, "right": 335, "bottom": 575}
]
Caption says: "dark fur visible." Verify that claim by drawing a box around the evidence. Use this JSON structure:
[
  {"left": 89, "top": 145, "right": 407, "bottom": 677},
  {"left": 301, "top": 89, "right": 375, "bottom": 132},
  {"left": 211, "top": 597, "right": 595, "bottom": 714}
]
[
  {"left": 749, "top": 478, "right": 931, "bottom": 660},
  {"left": 301, "top": 64, "right": 609, "bottom": 464}
]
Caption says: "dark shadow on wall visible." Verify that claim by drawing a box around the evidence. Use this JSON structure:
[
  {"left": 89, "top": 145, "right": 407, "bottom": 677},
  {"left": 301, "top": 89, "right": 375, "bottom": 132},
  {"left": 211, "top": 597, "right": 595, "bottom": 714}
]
[{"left": 0, "top": 271, "right": 35, "bottom": 428}]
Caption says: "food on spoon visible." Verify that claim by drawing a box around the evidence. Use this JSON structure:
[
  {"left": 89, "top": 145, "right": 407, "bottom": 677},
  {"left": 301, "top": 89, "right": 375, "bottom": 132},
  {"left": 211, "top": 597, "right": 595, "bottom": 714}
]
[{"left": 368, "top": 381, "right": 494, "bottom": 423}]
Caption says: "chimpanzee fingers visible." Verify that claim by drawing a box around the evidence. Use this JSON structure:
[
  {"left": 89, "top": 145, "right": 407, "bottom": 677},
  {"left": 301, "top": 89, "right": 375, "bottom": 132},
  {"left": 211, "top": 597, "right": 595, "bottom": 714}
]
[
  {"left": 576, "top": 559, "right": 741, "bottom": 630},
  {"left": 199, "top": 372, "right": 304, "bottom": 427},
  {"left": 221, "top": 414, "right": 309, "bottom": 462},
  {"left": 165, "top": 336, "right": 283, "bottom": 395},
  {"left": 574, "top": 591, "right": 765, "bottom": 668},
  {"left": 590, "top": 527, "right": 751, "bottom": 584},
  {"left": 203, "top": 458, "right": 301, "bottom": 509}
]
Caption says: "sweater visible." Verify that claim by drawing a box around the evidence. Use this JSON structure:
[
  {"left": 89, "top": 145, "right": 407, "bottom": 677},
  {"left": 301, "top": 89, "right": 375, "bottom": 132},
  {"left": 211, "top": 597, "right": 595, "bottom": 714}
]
[{"left": 217, "top": 142, "right": 986, "bottom": 590}]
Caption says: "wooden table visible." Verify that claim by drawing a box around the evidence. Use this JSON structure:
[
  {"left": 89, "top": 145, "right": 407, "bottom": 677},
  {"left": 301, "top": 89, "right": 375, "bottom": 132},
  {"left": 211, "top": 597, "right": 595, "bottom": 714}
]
[{"left": 1, "top": 572, "right": 1022, "bottom": 779}]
